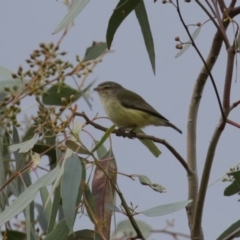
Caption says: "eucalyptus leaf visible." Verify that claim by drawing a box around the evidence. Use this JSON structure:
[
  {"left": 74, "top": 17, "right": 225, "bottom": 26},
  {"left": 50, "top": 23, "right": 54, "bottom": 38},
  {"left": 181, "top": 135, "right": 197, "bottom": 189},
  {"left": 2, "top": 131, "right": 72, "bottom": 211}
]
[
  {"left": 53, "top": 0, "right": 90, "bottom": 34},
  {"left": 8, "top": 134, "right": 38, "bottom": 153},
  {"left": 175, "top": 27, "right": 201, "bottom": 58},
  {"left": 67, "top": 229, "right": 103, "bottom": 240},
  {"left": 61, "top": 154, "right": 82, "bottom": 230},
  {"left": 65, "top": 139, "right": 90, "bottom": 154},
  {"left": 106, "top": 0, "right": 141, "bottom": 49},
  {"left": 92, "top": 125, "right": 115, "bottom": 152},
  {"left": 135, "top": 0, "right": 155, "bottom": 74},
  {"left": 216, "top": 219, "right": 240, "bottom": 240},
  {"left": 44, "top": 219, "right": 70, "bottom": 240},
  {"left": 134, "top": 128, "right": 161, "bottom": 157},
  {"left": 0, "top": 166, "right": 60, "bottom": 226},
  {"left": 141, "top": 199, "right": 192, "bottom": 217},
  {"left": 138, "top": 175, "right": 152, "bottom": 186}
]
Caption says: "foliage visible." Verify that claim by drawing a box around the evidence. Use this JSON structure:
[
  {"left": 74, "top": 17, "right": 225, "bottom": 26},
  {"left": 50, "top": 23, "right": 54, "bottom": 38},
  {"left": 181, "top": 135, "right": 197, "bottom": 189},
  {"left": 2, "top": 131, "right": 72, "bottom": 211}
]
[{"left": 1, "top": 0, "right": 240, "bottom": 240}]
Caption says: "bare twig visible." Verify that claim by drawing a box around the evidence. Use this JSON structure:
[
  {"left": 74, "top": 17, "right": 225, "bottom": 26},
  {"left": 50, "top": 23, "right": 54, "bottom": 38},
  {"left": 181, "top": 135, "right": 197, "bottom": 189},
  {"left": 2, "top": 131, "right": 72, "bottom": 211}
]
[{"left": 75, "top": 112, "right": 193, "bottom": 176}]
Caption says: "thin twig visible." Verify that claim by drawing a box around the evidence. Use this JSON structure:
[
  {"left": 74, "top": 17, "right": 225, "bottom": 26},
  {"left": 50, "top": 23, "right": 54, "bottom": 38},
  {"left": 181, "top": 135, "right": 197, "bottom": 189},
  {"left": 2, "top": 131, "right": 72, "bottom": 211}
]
[
  {"left": 75, "top": 112, "right": 193, "bottom": 176},
  {"left": 176, "top": 0, "right": 225, "bottom": 121}
]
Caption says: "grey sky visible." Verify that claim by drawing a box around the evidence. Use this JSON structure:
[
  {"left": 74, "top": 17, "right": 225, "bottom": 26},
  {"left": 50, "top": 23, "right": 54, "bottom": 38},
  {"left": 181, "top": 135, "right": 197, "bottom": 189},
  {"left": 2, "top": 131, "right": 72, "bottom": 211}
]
[{"left": 1, "top": 1, "right": 240, "bottom": 239}]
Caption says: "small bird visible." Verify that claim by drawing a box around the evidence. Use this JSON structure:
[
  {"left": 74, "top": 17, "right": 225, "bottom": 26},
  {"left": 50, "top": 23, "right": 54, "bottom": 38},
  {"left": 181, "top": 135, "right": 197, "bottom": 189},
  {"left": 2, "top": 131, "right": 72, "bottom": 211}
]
[{"left": 94, "top": 81, "right": 182, "bottom": 134}]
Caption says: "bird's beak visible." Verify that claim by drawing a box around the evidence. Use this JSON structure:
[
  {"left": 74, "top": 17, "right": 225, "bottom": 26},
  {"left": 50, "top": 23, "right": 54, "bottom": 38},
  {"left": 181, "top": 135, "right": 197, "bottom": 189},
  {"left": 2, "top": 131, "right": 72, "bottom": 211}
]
[{"left": 94, "top": 87, "right": 99, "bottom": 91}]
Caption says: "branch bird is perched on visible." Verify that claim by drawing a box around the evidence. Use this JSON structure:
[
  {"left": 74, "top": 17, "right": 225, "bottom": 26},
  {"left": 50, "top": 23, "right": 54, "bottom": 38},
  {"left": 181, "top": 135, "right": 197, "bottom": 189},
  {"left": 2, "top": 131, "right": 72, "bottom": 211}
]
[{"left": 94, "top": 81, "right": 182, "bottom": 134}]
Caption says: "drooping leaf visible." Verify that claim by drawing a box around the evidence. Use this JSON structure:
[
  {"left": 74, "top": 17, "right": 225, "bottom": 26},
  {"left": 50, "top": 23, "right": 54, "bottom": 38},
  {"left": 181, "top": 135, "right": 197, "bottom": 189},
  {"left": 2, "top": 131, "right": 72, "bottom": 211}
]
[
  {"left": 94, "top": 140, "right": 107, "bottom": 159},
  {"left": 141, "top": 199, "right": 192, "bottom": 217},
  {"left": 83, "top": 42, "right": 107, "bottom": 62},
  {"left": 92, "top": 149, "right": 117, "bottom": 238},
  {"left": 48, "top": 184, "right": 61, "bottom": 233},
  {"left": 111, "top": 219, "right": 152, "bottom": 239},
  {"left": 84, "top": 183, "right": 97, "bottom": 224},
  {"left": 106, "top": 0, "right": 141, "bottom": 49},
  {"left": 135, "top": 0, "right": 155, "bottom": 74},
  {"left": 92, "top": 125, "right": 115, "bottom": 152},
  {"left": 61, "top": 154, "right": 82, "bottom": 230},
  {"left": 0, "top": 127, "right": 6, "bottom": 209},
  {"left": 53, "top": 0, "right": 90, "bottom": 34},
  {"left": 67, "top": 229, "right": 103, "bottom": 240},
  {"left": 175, "top": 27, "right": 202, "bottom": 58},
  {"left": 216, "top": 219, "right": 240, "bottom": 240},
  {"left": 134, "top": 128, "right": 161, "bottom": 157},
  {"left": 0, "top": 166, "right": 60, "bottom": 226},
  {"left": 44, "top": 219, "right": 70, "bottom": 240},
  {"left": 8, "top": 133, "right": 38, "bottom": 153}
]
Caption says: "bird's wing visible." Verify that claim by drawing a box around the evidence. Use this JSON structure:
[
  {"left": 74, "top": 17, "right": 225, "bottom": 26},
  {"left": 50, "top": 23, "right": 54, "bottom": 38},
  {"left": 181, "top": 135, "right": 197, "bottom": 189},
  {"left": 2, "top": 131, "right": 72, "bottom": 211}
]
[{"left": 116, "top": 88, "right": 169, "bottom": 121}]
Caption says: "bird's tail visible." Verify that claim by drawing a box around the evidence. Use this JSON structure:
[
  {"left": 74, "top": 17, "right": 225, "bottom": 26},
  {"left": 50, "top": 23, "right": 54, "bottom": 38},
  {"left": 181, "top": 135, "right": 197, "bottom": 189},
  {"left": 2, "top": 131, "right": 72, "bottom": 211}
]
[{"left": 166, "top": 121, "right": 182, "bottom": 134}]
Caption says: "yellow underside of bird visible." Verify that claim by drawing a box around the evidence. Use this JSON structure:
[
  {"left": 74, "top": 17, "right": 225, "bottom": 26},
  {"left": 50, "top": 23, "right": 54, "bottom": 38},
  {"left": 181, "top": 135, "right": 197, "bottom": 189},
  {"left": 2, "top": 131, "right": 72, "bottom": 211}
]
[{"left": 101, "top": 97, "right": 166, "bottom": 128}]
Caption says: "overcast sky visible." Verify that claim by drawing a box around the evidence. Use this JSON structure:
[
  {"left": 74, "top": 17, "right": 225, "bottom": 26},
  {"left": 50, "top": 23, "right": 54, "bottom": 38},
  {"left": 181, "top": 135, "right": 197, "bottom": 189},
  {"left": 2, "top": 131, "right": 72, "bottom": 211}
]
[{"left": 1, "top": 1, "right": 240, "bottom": 239}]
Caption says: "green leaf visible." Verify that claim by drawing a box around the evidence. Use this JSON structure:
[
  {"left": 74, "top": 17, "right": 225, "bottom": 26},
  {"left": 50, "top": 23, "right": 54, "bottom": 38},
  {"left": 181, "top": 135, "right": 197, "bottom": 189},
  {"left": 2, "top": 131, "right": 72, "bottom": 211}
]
[
  {"left": 44, "top": 219, "right": 70, "bottom": 240},
  {"left": 48, "top": 184, "right": 61, "bottom": 233},
  {"left": 0, "top": 166, "right": 60, "bottom": 226},
  {"left": 42, "top": 83, "right": 81, "bottom": 106},
  {"left": 83, "top": 42, "right": 107, "bottom": 61},
  {"left": 67, "top": 230, "right": 103, "bottom": 240},
  {"left": 175, "top": 27, "right": 201, "bottom": 58},
  {"left": 84, "top": 183, "right": 97, "bottom": 224},
  {"left": 216, "top": 219, "right": 240, "bottom": 240},
  {"left": 0, "top": 127, "right": 6, "bottom": 209},
  {"left": 134, "top": 129, "right": 161, "bottom": 157},
  {"left": 135, "top": 1, "right": 155, "bottom": 74},
  {"left": 92, "top": 125, "right": 115, "bottom": 152},
  {"left": 94, "top": 140, "right": 107, "bottom": 159},
  {"left": 53, "top": 0, "right": 90, "bottom": 34},
  {"left": 141, "top": 199, "right": 192, "bottom": 217},
  {"left": 138, "top": 175, "right": 152, "bottom": 186},
  {"left": 61, "top": 154, "right": 82, "bottom": 230},
  {"left": 151, "top": 183, "right": 166, "bottom": 193},
  {"left": 106, "top": 0, "right": 141, "bottom": 49},
  {"left": 1, "top": 230, "right": 26, "bottom": 240},
  {"left": 35, "top": 203, "right": 48, "bottom": 232},
  {"left": 224, "top": 170, "right": 240, "bottom": 196},
  {"left": 8, "top": 134, "right": 38, "bottom": 153},
  {"left": 65, "top": 139, "right": 90, "bottom": 154},
  {"left": 112, "top": 219, "right": 152, "bottom": 239}
]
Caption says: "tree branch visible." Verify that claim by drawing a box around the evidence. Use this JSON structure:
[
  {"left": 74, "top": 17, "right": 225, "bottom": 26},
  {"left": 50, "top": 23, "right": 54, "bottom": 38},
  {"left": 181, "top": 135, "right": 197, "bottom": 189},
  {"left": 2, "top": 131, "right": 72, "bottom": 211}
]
[{"left": 75, "top": 112, "right": 193, "bottom": 176}]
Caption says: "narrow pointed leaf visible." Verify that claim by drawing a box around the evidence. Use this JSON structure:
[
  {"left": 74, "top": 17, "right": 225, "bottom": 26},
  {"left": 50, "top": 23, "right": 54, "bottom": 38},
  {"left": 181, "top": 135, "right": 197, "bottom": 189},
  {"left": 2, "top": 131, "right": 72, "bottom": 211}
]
[
  {"left": 141, "top": 199, "right": 192, "bottom": 217},
  {"left": 92, "top": 125, "right": 115, "bottom": 152},
  {"left": 106, "top": 0, "right": 141, "bottom": 49},
  {"left": 94, "top": 140, "right": 107, "bottom": 159},
  {"left": 61, "top": 154, "right": 82, "bottom": 230},
  {"left": 175, "top": 27, "right": 201, "bottom": 58},
  {"left": 84, "top": 183, "right": 97, "bottom": 224},
  {"left": 92, "top": 149, "right": 117, "bottom": 238},
  {"left": 8, "top": 134, "right": 38, "bottom": 153},
  {"left": 105, "top": 203, "right": 121, "bottom": 213},
  {"left": 53, "top": 0, "right": 89, "bottom": 34},
  {"left": 135, "top": 0, "right": 155, "bottom": 74},
  {"left": 0, "top": 166, "right": 60, "bottom": 226},
  {"left": 134, "top": 129, "right": 161, "bottom": 157},
  {"left": 217, "top": 219, "right": 240, "bottom": 240}
]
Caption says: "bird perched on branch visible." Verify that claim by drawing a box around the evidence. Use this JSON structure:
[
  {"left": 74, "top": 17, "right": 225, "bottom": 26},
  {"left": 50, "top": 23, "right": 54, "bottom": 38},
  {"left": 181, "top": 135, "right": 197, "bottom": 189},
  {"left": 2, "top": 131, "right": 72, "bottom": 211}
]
[{"left": 94, "top": 81, "right": 182, "bottom": 134}]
